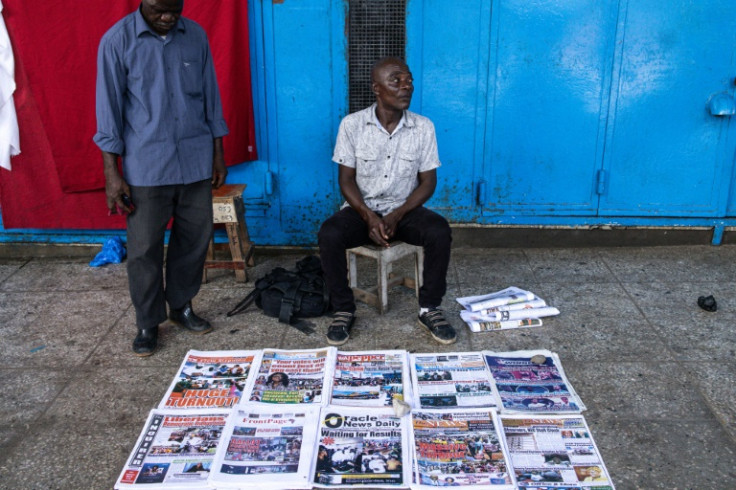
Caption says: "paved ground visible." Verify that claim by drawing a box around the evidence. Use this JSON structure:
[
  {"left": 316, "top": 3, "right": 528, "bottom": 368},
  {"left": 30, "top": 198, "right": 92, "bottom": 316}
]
[{"left": 0, "top": 244, "right": 735, "bottom": 489}]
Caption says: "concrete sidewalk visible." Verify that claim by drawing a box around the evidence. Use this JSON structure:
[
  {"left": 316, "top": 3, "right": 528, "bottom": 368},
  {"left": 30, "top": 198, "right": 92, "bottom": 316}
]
[{"left": 0, "top": 244, "right": 735, "bottom": 489}]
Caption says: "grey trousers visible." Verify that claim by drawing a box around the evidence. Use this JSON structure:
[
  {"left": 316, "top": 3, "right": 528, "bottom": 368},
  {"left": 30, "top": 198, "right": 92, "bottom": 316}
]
[{"left": 126, "top": 179, "right": 213, "bottom": 329}]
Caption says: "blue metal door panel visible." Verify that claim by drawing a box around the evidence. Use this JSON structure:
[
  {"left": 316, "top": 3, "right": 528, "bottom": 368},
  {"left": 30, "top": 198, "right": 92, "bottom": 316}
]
[
  {"left": 600, "top": 0, "right": 736, "bottom": 217},
  {"left": 483, "top": 0, "right": 618, "bottom": 216},
  {"left": 406, "top": 0, "right": 491, "bottom": 222},
  {"left": 259, "top": 0, "right": 346, "bottom": 244}
]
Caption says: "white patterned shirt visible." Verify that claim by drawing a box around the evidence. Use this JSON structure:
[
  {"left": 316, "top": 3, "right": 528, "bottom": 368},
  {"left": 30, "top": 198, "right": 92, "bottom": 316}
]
[{"left": 333, "top": 104, "right": 441, "bottom": 215}]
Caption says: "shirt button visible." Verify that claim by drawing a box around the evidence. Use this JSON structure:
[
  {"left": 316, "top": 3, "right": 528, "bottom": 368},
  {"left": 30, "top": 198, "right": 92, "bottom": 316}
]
[
  {"left": 387, "top": 155, "right": 391, "bottom": 159},
  {"left": 384, "top": 175, "right": 388, "bottom": 178}
]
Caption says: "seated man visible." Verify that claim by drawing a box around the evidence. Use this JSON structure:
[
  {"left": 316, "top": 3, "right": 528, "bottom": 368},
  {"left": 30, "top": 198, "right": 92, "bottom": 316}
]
[{"left": 318, "top": 56, "right": 455, "bottom": 346}]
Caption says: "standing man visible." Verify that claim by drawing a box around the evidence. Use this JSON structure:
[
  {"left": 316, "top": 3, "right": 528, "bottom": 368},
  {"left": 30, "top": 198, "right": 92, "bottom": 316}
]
[
  {"left": 94, "top": 0, "right": 229, "bottom": 356},
  {"left": 318, "top": 57, "right": 455, "bottom": 346}
]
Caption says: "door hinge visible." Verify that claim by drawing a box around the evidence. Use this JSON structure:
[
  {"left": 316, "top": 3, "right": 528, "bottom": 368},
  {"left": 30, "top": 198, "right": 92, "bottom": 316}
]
[
  {"left": 596, "top": 170, "right": 607, "bottom": 195},
  {"left": 476, "top": 180, "right": 487, "bottom": 207}
]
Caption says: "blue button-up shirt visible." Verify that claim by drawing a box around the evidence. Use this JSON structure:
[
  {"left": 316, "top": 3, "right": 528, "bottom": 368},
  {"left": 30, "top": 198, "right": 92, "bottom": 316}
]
[{"left": 94, "top": 9, "right": 228, "bottom": 186}]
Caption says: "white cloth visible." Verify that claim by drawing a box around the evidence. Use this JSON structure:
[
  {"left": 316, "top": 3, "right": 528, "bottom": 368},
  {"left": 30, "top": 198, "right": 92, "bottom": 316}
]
[{"left": 0, "top": 1, "right": 20, "bottom": 170}]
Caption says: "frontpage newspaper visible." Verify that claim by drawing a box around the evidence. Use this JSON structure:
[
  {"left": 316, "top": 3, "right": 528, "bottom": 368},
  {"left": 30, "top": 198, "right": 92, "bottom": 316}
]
[{"left": 208, "top": 405, "right": 320, "bottom": 489}]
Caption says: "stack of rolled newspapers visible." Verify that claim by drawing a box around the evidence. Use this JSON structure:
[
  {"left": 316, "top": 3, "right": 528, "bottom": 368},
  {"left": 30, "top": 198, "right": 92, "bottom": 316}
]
[{"left": 456, "top": 286, "right": 560, "bottom": 332}]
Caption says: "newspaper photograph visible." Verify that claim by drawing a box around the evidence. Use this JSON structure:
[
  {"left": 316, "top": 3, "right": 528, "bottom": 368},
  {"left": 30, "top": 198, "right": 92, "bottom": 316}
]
[
  {"left": 248, "top": 347, "right": 336, "bottom": 405},
  {"left": 330, "top": 350, "right": 412, "bottom": 407},
  {"left": 410, "top": 352, "right": 498, "bottom": 409},
  {"left": 115, "top": 409, "right": 229, "bottom": 489},
  {"left": 208, "top": 405, "right": 321, "bottom": 489},
  {"left": 410, "top": 409, "right": 516, "bottom": 489},
  {"left": 501, "top": 415, "right": 615, "bottom": 489},
  {"left": 313, "top": 406, "right": 411, "bottom": 488},
  {"left": 158, "top": 349, "right": 261, "bottom": 410},
  {"left": 483, "top": 350, "right": 585, "bottom": 414}
]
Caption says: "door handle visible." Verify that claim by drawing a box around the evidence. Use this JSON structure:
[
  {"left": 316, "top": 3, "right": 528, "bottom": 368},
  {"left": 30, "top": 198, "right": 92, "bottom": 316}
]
[{"left": 707, "top": 92, "right": 736, "bottom": 116}]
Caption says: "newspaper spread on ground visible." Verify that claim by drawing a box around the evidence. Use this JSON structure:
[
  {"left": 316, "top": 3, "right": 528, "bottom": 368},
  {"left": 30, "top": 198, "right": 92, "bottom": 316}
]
[
  {"left": 501, "top": 415, "right": 615, "bottom": 489},
  {"left": 115, "top": 409, "right": 229, "bottom": 489},
  {"left": 159, "top": 350, "right": 261, "bottom": 410},
  {"left": 330, "top": 350, "right": 412, "bottom": 407},
  {"left": 247, "top": 347, "right": 336, "bottom": 405},
  {"left": 483, "top": 350, "right": 585, "bottom": 414},
  {"left": 410, "top": 408, "right": 516, "bottom": 489},
  {"left": 207, "top": 405, "right": 321, "bottom": 489},
  {"left": 410, "top": 352, "right": 498, "bottom": 409},
  {"left": 313, "top": 406, "right": 411, "bottom": 488}
]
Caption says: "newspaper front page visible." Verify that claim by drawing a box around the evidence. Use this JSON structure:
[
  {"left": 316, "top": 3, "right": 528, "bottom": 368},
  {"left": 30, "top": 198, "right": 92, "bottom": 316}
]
[
  {"left": 158, "top": 349, "right": 261, "bottom": 410},
  {"left": 208, "top": 405, "right": 321, "bottom": 489},
  {"left": 313, "top": 406, "right": 411, "bottom": 488},
  {"left": 410, "top": 352, "right": 498, "bottom": 409},
  {"left": 410, "top": 409, "right": 516, "bottom": 489},
  {"left": 501, "top": 415, "right": 615, "bottom": 489},
  {"left": 115, "top": 409, "right": 229, "bottom": 489},
  {"left": 330, "top": 350, "right": 412, "bottom": 407},
  {"left": 248, "top": 347, "right": 336, "bottom": 405},
  {"left": 483, "top": 350, "right": 585, "bottom": 414}
]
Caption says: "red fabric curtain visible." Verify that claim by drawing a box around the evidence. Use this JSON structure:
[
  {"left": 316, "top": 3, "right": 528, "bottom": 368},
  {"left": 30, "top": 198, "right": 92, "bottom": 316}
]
[{"left": 0, "top": 0, "right": 256, "bottom": 229}]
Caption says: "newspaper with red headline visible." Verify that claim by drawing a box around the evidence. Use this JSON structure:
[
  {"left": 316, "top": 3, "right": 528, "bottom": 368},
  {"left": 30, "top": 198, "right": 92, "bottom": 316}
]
[
  {"left": 246, "top": 347, "right": 337, "bottom": 405},
  {"left": 483, "top": 350, "right": 585, "bottom": 414},
  {"left": 313, "top": 406, "right": 412, "bottom": 488},
  {"left": 410, "top": 408, "right": 516, "bottom": 489},
  {"left": 115, "top": 409, "right": 229, "bottom": 489},
  {"left": 409, "top": 352, "right": 499, "bottom": 409},
  {"left": 501, "top": 415, "right": 615, "bottom": 489},
  {"left": 207, "top": 405, "right": 321, "bottom": 489},
  {"left": 330, "top": 350, "right": 412, "bottom": 407},
  {"left": 158, "top": 350, "right": 262, "bottom": 410}
]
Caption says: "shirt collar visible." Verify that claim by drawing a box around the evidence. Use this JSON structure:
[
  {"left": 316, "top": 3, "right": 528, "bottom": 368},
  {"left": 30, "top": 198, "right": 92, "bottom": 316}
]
[
  {"left": 134, "top": 6, "right": 186, "bottom": 38},
  {"left": 366, "top": 103, "right": 415, "bottom": 134}
]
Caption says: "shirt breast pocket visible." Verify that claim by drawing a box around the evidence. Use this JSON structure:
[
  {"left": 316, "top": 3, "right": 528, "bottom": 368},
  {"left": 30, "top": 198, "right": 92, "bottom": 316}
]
[
  {"left": 355, "top": 147, "right": 379, "bottom": 176},
  {"left": 181, "top": 60, "right": 202, "bottom": 96},
  {"left": 398, "top": 149, "right": 419, "bottom": 178}
]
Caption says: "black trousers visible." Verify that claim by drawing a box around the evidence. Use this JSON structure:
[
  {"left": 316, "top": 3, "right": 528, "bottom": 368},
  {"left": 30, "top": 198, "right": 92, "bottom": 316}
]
[
  {"left": 126, "top": 180, "right": 213, "bottom": 329},
  {"left": 318, "top": 206, "right": 452, "bottom": 313}
]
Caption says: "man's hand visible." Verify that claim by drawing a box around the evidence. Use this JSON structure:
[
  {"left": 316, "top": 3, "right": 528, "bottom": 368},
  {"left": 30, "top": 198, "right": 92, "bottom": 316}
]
[
  {"left": 382, "top": 210, "right": 404, "bottom": 240},
  {"left": 211, "top": 137, "right": 227, "bottom": 189},
  {"left": 102, "top": 151, "right": 133, "bottom": 215},
  {"left": 366, "top": 212, "right": 390, "bottom": 247}
]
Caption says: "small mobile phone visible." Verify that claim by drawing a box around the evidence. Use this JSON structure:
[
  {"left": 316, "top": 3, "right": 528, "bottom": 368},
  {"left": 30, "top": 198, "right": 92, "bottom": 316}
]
[{"left": 121, "top": 194, "right": 135, "bottom": 211}]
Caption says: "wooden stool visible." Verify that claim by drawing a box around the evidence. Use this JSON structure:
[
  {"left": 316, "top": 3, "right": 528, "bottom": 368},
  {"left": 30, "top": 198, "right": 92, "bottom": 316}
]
[
  {"left": 202, "top": 184, "right": 254, "bottom": 283},
  {"left": 346, "top": 241, "right": 424, "bottom": 314}
]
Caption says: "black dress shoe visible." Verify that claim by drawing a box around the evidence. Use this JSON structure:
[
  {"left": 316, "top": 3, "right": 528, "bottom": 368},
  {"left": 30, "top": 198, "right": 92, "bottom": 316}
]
[
  {"left": 169, "top": 301, "right": 213, "bottom": 334},
  {"left": 132, "top": 326, "right": 158, "bottom": 357}
]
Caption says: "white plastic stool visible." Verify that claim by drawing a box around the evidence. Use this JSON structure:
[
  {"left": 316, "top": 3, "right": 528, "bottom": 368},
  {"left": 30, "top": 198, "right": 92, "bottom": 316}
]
[{"left": 346, "top": 241, "right": 424, "bottom": 314}]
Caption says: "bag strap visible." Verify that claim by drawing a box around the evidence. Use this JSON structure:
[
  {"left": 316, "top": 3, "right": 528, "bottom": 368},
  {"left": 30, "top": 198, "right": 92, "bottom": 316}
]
[
  {"left": 226, "top": 288, "right": 260, "bottom": 317},
  {"left": 278, "top": 280, "right": 302, "bottom": 323},
  {"left": 227, "top": 268, "right": 286, "bottom": 317}
]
